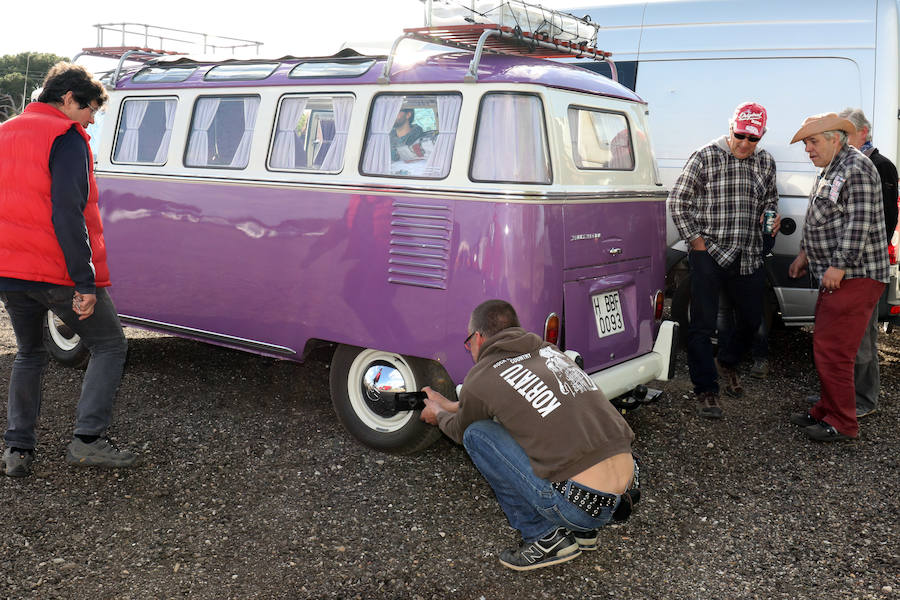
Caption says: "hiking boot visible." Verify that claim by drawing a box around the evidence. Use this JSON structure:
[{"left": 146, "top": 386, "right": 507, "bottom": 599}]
[
  {"left": 571, "top": 529, "right": 599, "bottom": 551},
  {"left": 803, "top": 423, "right": 853, "bottom": 442},
  {"left": 695, "top": 391, "right": 723, "bottom": 419},
  {"left": 498, "top": 527, "right": 580, "bottom": 571},
  {"left": 716, "top": 360, "right": 743, "bottom": 397},
  {"left": 3, "top": 447, "right": 34, "bottom": 478},
  {"left": 66, "top": 438, "right": 137, "bottom": 468},
  {"left": 750, "top": 358, "right": 769, "bottom": 378},
  {"left": 790, "top": 412, "right": 818, "bottom": 428}
]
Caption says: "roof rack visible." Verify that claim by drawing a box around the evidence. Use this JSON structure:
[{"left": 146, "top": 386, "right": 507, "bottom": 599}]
[{"left": 378, "top": 23, "right": 615, "bottom": 84}]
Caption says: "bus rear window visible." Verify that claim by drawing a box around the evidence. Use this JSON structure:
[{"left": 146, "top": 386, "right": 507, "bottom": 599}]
[
  {"left": 568, "top": 107, "right": 634, "bottom": 170},
  {"left": 361, "top": 93, "right": 462, "bottom": 179},
  {"left": 471, "top": 93, "right": 551, "bottom": 184}
]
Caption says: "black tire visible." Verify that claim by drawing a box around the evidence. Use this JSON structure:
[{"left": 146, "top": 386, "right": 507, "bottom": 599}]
[
  {"left": 329, "top": 344, "right": 453, "bottom": 454},
  {"left": 42, "top": 310, "right": 90, "bottom": 369}
]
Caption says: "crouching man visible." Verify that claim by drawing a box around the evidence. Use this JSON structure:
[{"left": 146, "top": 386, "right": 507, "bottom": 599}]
[{"left": 420, "top": 299, "right": 639, "bottom": 571}]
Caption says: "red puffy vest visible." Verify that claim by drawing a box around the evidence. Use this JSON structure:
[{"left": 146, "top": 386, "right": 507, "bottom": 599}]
[{"left": 0, "top": 102, "right": 110, "bottom": 288}]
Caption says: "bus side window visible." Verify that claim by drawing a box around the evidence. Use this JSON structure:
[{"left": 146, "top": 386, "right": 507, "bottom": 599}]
[
  {"left": 567, "top": 107, "right": 635, "bottom": 170},
  {"left": 471, "top": 93, "right": 551, "bottom": 184},
  {"left": 361, "top": 94, "right": 461, "bottom": 179},
  {"left": 268, "top": 95, "right": 353, "bottom": 172},
  {"left": 185, "top": 95, "right": 260, "bottom": 169},
  {"left": 112, "top": 97, "right": 178, "bottom": 165}
]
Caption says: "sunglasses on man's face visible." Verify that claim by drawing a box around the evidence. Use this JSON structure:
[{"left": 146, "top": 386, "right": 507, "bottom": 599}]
[{"left": 733, "top": 132, "right": 761, "bottom": 143}]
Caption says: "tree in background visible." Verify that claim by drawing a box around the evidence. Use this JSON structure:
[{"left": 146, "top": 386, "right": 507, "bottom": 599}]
[{"left": 0, "top": 52, "right": 69, "bottom": 121}]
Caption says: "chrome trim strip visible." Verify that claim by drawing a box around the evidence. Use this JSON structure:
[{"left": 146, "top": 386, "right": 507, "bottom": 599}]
[
  {"left": 119, "top": 315, "right": 297, "bottom": 356},
  {"left": 95, "top": 172, "right": 668, "bottom": 204}
]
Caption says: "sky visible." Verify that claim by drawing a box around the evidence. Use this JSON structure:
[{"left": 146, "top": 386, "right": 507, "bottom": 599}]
[{"left": 1, "top": 0, "right": 581, "bottom": 71}]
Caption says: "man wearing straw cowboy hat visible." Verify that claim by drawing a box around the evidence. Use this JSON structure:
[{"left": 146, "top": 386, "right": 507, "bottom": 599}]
[{"left": 788, "top": 113, "right": 889, "bottom": 442}]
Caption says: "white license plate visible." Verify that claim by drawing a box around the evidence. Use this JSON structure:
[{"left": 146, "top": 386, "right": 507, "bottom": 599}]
[{"left": 592, "top": 291, "right": 625, "bottom": 339}]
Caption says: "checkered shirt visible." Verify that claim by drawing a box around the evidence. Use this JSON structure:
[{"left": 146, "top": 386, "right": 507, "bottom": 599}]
[
  {"left": 800, "top": 145, "right": 889, "bottom": 283},
  {"left": 668, "top": 136, "right": 778, "bottom": 275}
]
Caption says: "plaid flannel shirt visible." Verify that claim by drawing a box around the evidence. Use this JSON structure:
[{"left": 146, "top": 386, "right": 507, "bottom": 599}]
[
  {"left": 800, "top": 144, "right": 889, "bottom": 283},
  {"left": 668, "top": 136, "right": 778, "bottom": 275}
]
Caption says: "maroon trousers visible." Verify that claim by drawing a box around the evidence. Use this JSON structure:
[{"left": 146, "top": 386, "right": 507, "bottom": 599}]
[{"left": 809, "top": 277, "right": 885, "bottom": 437}]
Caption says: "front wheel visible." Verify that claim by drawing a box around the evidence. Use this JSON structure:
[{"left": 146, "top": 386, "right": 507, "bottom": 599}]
[
  {"left": 43, "top": 310, "right": 89, "bottom": 368},
  {"left": 329, "top": 345, "right": 453, "bottom": 454}
]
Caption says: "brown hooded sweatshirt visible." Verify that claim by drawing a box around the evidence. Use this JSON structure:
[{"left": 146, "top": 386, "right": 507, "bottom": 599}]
[{"left": 437, "top": 327, "right": 634, "bottom": 482}]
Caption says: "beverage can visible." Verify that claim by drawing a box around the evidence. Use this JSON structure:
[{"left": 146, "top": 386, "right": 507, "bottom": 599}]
[{"left": 763, "top": 209, "right": 776, "bottom": 234}]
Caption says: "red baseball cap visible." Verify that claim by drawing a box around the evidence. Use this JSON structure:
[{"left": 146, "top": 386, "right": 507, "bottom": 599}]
[{"left": 732, "top": 102, "right": 767, "bottom": 137}]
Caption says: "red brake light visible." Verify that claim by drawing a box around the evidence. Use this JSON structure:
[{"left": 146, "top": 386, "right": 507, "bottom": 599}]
[
  {"left": 889, "top": 230, "right": 898, "bottom": 265},
  {"left": 653, "top": 290, "right": 665, "bottom": 321},
  {"left": 544, "top": 313, "right": 560, "bottom": 345}
]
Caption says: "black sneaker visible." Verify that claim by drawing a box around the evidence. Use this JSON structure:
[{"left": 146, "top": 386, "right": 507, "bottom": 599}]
[
  {"left": 498, "top": 527, "right": 581, "bottom": 571},
  {"left": 790, "top": 412, "right": 818, "bottom": 428},
  {"left": 571, "top": 529, "right": 598, "bottom": 551},
  {"left": 804, "top": 423, "right": 853, "bottom": 442}
]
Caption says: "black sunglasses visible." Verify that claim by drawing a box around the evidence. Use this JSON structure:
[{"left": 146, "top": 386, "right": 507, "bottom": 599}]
[{"left": 733, "top": 132, "right": 761, "bottom": 143}]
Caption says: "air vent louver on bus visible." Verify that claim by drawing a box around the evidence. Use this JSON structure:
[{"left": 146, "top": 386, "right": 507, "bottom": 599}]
[{"left": 388, "top": 201, "right": 452, "bottom": 290}]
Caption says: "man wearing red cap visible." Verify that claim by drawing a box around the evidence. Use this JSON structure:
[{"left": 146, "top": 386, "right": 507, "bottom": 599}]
[
  {"left": 788, "top": 113, "right": 889, "bottom": 441},
  {"left": 669, "top": 102, "right": 780, "bottom": 419}
]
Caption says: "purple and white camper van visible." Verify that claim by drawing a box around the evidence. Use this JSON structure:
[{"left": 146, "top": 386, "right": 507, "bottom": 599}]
[{"left": 48, "top": 42, "right": 676, "bottom": 453}]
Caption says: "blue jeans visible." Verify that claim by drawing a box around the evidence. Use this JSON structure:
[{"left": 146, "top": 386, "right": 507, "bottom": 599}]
[
  {"left": 687, "top": 250, "right": 764, "bottom": 395},
  {"left": 462, "top": 420, "right": 619, "bottom": 542},
  {"left": 1, "top": 287, "right": 127, "bottom": 450}
]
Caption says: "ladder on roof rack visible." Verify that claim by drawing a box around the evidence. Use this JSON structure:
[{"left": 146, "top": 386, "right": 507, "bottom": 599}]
[{"left": 379, "top": 23, "right": 615, "bottom": 84}]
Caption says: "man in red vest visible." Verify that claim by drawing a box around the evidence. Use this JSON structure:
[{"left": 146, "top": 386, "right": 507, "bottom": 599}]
[{"left": 0, "top": 63, "right": 136, "bottom": 477}]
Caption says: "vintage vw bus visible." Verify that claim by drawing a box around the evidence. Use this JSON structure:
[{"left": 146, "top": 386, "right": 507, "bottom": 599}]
[{"left": 48, "top": 28, "right": 676, "bottom": 453}]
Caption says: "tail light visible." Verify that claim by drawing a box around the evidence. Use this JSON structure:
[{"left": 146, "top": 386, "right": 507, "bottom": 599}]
[
  {"left": 544, "top": 313, "right": 560, "bottom": 345},
  {"left": 889, "top": 229, "right": 898, "bottom": 265},
  {"left": 653, "top": 290, "right": 665, "bottom": 321}
]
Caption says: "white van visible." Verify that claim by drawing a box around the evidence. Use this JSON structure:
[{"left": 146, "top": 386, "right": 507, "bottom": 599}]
[{"left": 563, "top": 0, "right": 900, "bottom": 329}]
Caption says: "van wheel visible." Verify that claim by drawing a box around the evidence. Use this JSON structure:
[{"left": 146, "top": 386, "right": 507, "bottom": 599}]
[
  {"left": 43, "top": 310, "right": 89, "bottom": 369},
  {"left": 329, "top": 345, "right": 450, "bottom": 454}
]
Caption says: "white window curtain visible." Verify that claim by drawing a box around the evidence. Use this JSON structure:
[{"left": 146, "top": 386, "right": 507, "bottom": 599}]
[
  {"left": 319, "top": 97, "right": 353, "bottom": 172},
  {"left": 186, "top": 98, "right": 221, "bottom": 166},
  {"left": 422, "top": 95, "right": 461, "bottom": 178},
  {"left": 152, "top": 99, "right": 177, "bottom": 164},
  {"left": 229, "top": 96, "right": 261, "bottom": 168},
  {"left": 271, "top": 97, "right": 308, "bottom": 169},
  {"left": 361, "top": 96, "right": 404, "bottom": 175},
  {"left": 115, "top": 100, "right": 149, "bottom": 162},
  {"left": 471, "top": 95, "right": 550, "bottom": 183}
]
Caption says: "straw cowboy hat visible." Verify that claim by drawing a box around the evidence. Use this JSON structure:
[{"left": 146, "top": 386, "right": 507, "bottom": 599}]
[{"left": 790, "top": 113, "right": 856, "bottom": 144}]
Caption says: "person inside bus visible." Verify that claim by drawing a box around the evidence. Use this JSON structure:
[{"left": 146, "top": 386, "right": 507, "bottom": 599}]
[
  {"left": 420, "top": 299, "right": 640, "bottom": 571},
  {"left": 390, "top": 108, "right": 425, "bottom": 162}
]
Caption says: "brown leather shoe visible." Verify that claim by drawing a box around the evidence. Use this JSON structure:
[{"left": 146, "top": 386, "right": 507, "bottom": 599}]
[
  {"left": 716, "top": 359, "right": 743, "bottom": 398},
  {"left": 696, "top": 391, "right": 723, "bottom": 419}
]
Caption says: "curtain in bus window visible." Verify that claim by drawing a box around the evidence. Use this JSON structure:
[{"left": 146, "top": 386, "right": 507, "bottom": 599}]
[
  {"left": 472, "top": 94, "right": 549, "bottom": 183},
  {"left": 271, "top": 97, "right": 308, "bottom": 169},
  {"left": 362, "top": 96, "right": 404, "bottom": 175},
  {"left": 115, "top": 100, "right": 149, "bottom": 162},
  {"left": 153, "top": 100, "right": 177, "bottom": 163},
  {"left": 319, "top": 97, "right": 353, "bottom": 172},
  {"left": 230, "top": 96, "right": 261, "bottom": 168},
  {"left": 186, "top": 98, "right": 221, "bottom": 166},
  {"left": 422, "top": 95, "right": 462, "bottom": 178}
]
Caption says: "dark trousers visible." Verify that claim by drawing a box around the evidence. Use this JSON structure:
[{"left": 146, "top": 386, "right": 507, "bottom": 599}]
[
  {"left": 686, "top": 250, "right": 764, "bottom": 395},
  {"left": 1, "top": 287, "right": 127, "bottom": 450},
  {"left": 809, "top": 278, "right": 885, "bottom": 437}
]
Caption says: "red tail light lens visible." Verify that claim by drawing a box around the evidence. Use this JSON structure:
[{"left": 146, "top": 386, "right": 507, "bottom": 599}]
[
  {"left": 653, "top": 290, "right": 665, "bottom": 321},
  {"left": 544, "top": 313, "right": 560, "bottom": 345},
  {"left": 890, "top": 230, "right": 898, "bottom": 265}
]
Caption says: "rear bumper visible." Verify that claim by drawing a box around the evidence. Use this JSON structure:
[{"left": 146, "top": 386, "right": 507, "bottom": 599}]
[{"left": 587, "top": 320, "right": 678, "bottom": 400}]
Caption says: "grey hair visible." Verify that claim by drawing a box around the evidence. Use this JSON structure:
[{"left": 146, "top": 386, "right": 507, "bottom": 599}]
[
  {"left": 838, "top": 108, "right": 872, "bottom": 142},
  {"left": 821, "top": 130, "right": 848, "bottom": 145}
]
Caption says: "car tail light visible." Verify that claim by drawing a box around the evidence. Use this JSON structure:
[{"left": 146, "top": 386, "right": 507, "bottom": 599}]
[
  {"left": 891, "top": 305, "right": 900, "bottom": 316},
  {"left": 889, "top": 229, "right": 899, "bottom": 265},
  {"left": 544, "top": 313, "right": 560, "bottom": 345},
  {"left": 653, "top": 290, "right": 665, "bottom": 321}
]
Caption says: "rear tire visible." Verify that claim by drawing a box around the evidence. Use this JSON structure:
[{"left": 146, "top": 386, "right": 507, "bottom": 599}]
[
  {"left": 43, "top": 310, "right": 89, "bottom": 369},
  {"left": 329, "top": 345, "right": 453, "bottom": 454}
]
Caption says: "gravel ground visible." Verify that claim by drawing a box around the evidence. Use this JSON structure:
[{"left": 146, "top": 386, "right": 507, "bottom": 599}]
[{"left": 0, "top": 308, "right": 898, "bottom": 600}]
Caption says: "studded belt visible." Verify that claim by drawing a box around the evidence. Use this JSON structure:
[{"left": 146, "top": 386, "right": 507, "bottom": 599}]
[{"left": 552, "top": 457, "right": 641, "bottom": 519}]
